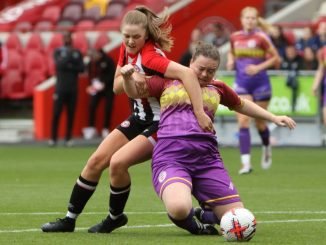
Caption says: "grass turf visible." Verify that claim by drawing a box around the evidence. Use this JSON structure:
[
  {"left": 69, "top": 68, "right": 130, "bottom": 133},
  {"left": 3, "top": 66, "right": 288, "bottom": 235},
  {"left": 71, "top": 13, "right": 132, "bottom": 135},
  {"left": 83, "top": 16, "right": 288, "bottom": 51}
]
[{"left": 0, "top": 146, "right": 325, "bottom": 244}]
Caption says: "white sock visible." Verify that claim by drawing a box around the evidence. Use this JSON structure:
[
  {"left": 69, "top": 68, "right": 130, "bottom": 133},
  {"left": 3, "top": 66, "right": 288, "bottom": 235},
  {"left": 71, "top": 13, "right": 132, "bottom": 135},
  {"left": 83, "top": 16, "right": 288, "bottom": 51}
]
[
  {"left": 66, "top": 211, "right": 78, "bottom": 219},
  {"left": 241, "top": 154, "right": 251, "bottom": 168}
]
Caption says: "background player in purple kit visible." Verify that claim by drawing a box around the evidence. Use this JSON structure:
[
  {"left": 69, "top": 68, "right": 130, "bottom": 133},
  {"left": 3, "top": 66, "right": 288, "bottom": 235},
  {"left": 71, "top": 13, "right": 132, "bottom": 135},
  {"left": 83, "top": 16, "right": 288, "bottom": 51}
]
[
  {"left": 121, "top": 42, "right": 295, "bottom": 235},
  {"left": 312, "top": 45, "right": 326, "bottom": 144},
  {"left": 227, "top": 6, "right": 280, "bottom": 174}
]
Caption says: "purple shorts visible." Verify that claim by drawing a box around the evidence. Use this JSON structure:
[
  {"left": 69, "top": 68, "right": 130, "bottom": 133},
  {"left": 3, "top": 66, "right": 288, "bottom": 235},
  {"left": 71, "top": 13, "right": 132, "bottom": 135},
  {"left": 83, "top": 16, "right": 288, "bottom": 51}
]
[
  {"left": 235, "top": 79, "right": 271, "bottom": 101},
  {"left": 152, "top": 137, "right": 241, "bottom": 207}
]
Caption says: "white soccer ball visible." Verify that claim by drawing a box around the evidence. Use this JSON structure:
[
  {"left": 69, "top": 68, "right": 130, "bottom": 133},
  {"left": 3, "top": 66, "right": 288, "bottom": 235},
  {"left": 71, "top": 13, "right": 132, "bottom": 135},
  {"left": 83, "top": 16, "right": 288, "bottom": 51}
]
[{"left": 220, "top": 208, "right": 256, "bottom": 242}]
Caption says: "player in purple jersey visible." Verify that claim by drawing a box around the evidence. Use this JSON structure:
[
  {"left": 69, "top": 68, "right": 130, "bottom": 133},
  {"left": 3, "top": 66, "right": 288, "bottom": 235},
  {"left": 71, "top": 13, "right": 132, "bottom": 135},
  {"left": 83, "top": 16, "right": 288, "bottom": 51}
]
[
  {"left": 227, "top": 6, "right": 281, "bottom": 174},
  {"left": 312, "top": 45, "right": 326, "bottom": 144},
  {"left": 41, "top": 6, "right": 213, "bottom": 234},
  {"left": 121, "top": 42, "right": 295, "bottom": 235}
]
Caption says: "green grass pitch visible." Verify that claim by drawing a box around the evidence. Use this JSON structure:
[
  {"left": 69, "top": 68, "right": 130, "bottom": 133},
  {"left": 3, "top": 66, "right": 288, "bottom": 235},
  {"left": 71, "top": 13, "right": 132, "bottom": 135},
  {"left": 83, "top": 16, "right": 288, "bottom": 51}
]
[{"left": 0, "top": 146, "right": 325, "bottom": 244}]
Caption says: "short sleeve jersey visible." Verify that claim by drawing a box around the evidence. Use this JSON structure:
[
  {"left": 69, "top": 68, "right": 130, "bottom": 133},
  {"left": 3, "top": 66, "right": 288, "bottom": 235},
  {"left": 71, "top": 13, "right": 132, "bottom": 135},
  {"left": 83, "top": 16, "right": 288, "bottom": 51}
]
[
  {"left": 146, "top": 76, "right": 242, "bottom": 140},
  {"left": 230, "top": 30, "right": 271, "bottom": 85},
  {"left": 118, "top": 41, "right": 170, "bottom": 122}
]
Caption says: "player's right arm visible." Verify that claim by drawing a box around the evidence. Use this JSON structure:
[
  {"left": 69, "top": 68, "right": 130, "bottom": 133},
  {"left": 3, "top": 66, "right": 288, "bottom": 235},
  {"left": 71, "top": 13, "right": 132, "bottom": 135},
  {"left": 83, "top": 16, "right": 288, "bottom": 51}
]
[
  {"left": 113, "top": 44, "right": 128, "bottom": 94},
  {"left": 113, "top": 65, "right": 126, "bottom": 94},
  {"left": 312, "top": 51, "right": 324, "bottom": 96}
]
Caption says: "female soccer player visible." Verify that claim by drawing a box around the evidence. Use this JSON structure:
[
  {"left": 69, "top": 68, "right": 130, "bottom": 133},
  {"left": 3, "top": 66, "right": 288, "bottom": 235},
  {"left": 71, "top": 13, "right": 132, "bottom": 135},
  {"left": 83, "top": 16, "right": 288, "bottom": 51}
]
[
  {"left": 227, "top": 6, "right": 280, "bottom": 174},
  {"left": 121, "top": 42, "right": 296, "bottom": 235},
  {"left": 312, "top": 45, "right": 326, "bottom": 143},
  {"left": 41, "top": 6, "right": 212, "bottom": 233}
]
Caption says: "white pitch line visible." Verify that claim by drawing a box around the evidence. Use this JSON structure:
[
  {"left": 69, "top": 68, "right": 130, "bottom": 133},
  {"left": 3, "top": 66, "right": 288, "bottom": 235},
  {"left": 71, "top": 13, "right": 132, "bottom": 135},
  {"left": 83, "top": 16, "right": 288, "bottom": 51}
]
[
  {"left": 1, "top": 210, "right": 326, "bottom": 216},
  {"left": 1, "top": 219, "right": 326, "bottom": 233}
]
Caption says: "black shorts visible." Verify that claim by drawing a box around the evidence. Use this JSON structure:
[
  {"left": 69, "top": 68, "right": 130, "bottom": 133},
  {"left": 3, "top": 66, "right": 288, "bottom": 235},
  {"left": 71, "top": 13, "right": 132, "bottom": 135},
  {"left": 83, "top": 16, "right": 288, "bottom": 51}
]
[{"left": 117, "top": 115, "right": 159, "bottom": 143}]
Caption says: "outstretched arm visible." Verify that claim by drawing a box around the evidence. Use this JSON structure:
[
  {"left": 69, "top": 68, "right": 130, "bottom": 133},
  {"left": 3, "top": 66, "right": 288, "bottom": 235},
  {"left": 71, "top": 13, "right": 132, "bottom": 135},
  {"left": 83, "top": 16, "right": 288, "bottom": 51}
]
[{"left": 235, "top": 99, "right": 296, "bottom": 129}]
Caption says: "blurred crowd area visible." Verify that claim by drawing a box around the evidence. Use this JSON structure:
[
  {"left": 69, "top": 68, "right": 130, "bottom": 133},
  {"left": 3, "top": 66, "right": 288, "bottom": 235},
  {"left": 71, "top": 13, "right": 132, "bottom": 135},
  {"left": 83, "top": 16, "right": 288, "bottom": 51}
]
[
  {"left": 182, "top": 20, "right": 325, "bottom": 71},
  {"left": 0, "top": 0, "right": 324, "bottom": 116}
]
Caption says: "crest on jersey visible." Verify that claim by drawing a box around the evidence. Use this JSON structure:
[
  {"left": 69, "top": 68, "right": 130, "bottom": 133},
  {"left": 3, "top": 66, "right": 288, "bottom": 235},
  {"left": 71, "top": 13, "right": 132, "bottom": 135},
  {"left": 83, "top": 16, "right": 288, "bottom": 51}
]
[
  {"left": 120, "top": 120, "right": 130, "bottom": 128},
  {"left": 158, "top": 171, "right": 167, "bottom": 183}
]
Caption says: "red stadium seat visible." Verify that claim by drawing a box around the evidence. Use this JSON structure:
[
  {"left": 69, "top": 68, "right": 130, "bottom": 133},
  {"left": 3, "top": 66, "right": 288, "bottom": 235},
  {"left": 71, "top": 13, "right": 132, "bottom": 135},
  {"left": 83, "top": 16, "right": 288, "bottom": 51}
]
[
  {"left": 23, "top": 50, "right": 48, "bottom": 97},
  {"left": 41, "top": 5, "right": 61, "bottom": 24},
  {"left": 24, "top": 33, "right": 44, "bottom": 54},
  {"left": 60, "top": 3, "right": 84, "bottom": 23},
  {"left": 72, "top": 31, "right": 89, "bottom": 55},
  {"left": 0, "top": 71, "right": 24, "bottom": 99},
  {"left": 82, "top": 6, "right": 101, "bottom": 21},
  {"left": 5, "top": 33, "right": 23, "bottom": 53},
  {"left": 13, "top": 21, "right": 33, "bottom": 32},
  {"left": 45, "top": 33, "right": 63, "bottom": 54},
  {"left": 75, "top": 19, "right": 95, "bottom": 31},
  {"left": 104, "top": 2, "right": 125, "bottom": 19},
  {"left": 95, "top": 19, "right": 120, "bottom": 31},
  {"left": 93, "top": 32, "right": 111, "bottom": 50},
  {"left": 6, "top": 50, "right": 23, "bottom": 73},
  {"left": 34, "top": 20, "right": 55, "bottom": 32}
]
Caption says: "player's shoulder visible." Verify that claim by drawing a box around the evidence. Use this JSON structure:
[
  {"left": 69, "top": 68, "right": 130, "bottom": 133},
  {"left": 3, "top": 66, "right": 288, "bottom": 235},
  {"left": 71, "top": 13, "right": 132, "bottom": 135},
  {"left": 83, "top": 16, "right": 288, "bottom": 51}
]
[
  {"left": 231, "top": 31, "right": 243, "bottom": 38},
  {"left": 142, "top": 41, "right": 166, "bottom": 56},
  {"left": 209, "top": 79, "right": 227, "bottom": 88},
  {"left": 255, "top": 30, "right": 271, "bottom": 41}
]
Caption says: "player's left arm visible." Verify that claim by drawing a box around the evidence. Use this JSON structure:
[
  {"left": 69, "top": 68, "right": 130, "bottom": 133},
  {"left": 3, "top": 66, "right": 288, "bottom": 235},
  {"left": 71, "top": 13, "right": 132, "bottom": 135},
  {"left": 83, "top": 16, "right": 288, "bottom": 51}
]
[
  {"left": 219, "top": 82, "right": 296, "bottom": 129},
  {"left": 235, "top": 99, "right": 296, "bottom": 129}
]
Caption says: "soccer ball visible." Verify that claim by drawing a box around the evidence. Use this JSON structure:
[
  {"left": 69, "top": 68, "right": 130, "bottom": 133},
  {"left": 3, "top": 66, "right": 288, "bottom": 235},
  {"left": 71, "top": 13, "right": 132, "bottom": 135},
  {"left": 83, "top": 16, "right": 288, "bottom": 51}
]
[{"left": 220, "top": 208, "right": 256, "bottom": 242}]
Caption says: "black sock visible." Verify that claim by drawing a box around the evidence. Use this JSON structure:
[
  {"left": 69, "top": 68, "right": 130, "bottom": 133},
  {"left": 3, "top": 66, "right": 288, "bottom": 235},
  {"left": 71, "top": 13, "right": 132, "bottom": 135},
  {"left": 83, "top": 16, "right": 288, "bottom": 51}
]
[
  {"left": 258, "top": 127, "right": 270, "bottom": 146},
  {"left": 68, "top": 175, "right": 98, "bottom": 215},
  {"left": 168, "top": 208, "right": 201, "bottom": 234},
  {"left": 109, "top": 183, "right": 131, "bottom": 217}
]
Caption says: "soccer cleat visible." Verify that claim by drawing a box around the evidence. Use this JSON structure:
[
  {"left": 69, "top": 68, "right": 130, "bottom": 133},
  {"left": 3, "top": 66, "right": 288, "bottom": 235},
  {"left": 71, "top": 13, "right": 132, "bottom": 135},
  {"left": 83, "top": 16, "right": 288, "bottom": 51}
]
[
  {"left": 194, "top": 207, "right": 204, "bottom": 223},
  {"left": 238, "top": 166, "right": 252, "bottom": 175},
  {"left": 88, "top": 214, "right": 128, "bottom": 233},
  {"left": 48, "top": 140, "right": 56, "bottom": 147},
  {"left": 197, "top": 224, "right": 219, "bottom": 235},
  {"left": 41, "top": 217, "right": 75, "bottom": 232},
  {"left": 261, "top": 145, "right": 272, "bottom": 170},
  {"left": 64, "top": 140, "right": 75, "bottom": 147}
]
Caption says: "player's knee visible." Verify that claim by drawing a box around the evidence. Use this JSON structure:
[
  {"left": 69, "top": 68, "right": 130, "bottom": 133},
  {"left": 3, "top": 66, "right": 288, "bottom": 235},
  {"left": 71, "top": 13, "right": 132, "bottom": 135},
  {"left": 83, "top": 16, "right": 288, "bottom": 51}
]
[
  {"left": 86, "top": 153, "right": 109, "bottom": 172},
  {"left": 166, "top": 201, "right": 190, "bottom": 220},
  {"left": 110, "top": 155, "right": 129, "bottom": 175}
]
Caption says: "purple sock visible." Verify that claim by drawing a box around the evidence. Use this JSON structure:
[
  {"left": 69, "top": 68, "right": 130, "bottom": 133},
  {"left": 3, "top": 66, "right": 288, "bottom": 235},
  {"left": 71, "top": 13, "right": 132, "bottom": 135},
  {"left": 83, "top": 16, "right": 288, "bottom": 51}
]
[
  {"left": 168, "top": 209, "right": 200, "bottom": 234},
  {"left": 239, "top": 128, "right": 251, "bottom": 154},
  {"left": 258, "top": 127, "right": 270, "bottom": 146},
  {"left": 200, "top": 209, "right": 220, "bottom": 225}
]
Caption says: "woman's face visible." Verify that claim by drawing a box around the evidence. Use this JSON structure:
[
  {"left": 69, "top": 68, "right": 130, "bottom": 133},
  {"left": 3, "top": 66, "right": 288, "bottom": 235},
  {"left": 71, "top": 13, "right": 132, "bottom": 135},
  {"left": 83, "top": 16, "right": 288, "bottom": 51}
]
[
  {"left": 190, "top": 55, "right": 218, "bottom": 86},
  {"left": 241, "top": 10, "right": 258, "bottom": 32},
  {"left": 121, "top": 24, "right": 147, "bottom": 54}
]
